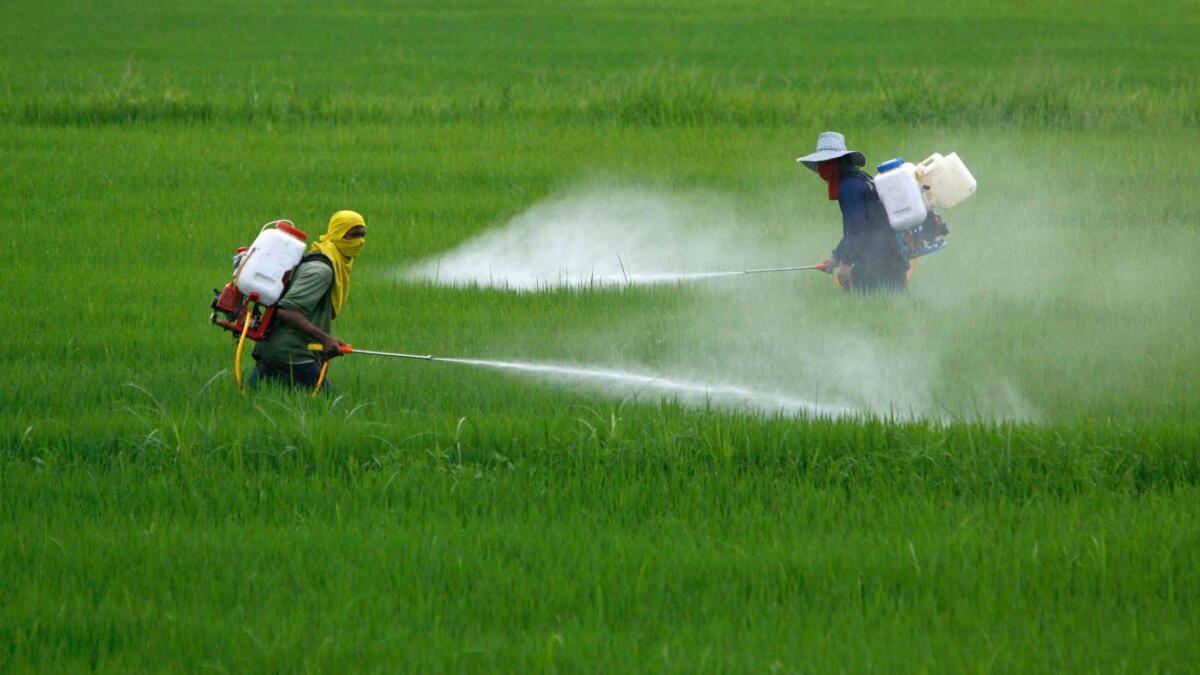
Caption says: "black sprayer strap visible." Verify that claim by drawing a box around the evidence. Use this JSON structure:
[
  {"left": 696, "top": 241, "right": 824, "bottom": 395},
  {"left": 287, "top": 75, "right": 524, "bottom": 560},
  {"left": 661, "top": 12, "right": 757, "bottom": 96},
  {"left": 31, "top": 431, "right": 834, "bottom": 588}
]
[{"left": 280, "top": 252, "right": 334, "bottom": 303}]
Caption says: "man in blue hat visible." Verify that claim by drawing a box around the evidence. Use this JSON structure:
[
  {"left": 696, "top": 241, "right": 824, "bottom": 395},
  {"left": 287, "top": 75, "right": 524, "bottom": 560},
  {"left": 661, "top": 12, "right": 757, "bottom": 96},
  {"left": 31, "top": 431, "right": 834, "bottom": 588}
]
[{"left": 797, "top": 131, "right": 909, "bottom": 292}]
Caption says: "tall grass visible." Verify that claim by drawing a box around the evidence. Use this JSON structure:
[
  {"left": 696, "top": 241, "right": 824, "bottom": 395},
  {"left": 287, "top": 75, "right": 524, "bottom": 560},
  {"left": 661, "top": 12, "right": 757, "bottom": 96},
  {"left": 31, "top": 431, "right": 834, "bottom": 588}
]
[
  {"left": 3, "top": 409, "right": 1198, "bottom": 671},
  {"left": 3, "top": 0, "right": 1198, "bottom": 129},
  {"left": 6, "top": 70, "right": 1198, "bottom": 129}
]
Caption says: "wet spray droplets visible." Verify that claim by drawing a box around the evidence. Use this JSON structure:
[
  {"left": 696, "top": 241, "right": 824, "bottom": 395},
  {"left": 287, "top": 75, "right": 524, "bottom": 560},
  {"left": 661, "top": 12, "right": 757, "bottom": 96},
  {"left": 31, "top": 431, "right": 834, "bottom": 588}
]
[
  {"left": 402, "top": 186, "right": 783, "bottom": 290},
  {"left": 397, "top": 184, "right": 1034, "bottom": 420},
  {"left": 589, "top": 265, "right": 825, "bottom": 286},
  {"left": 586, "top": 270, "right": 746, "bottom": 285},
  {"left": 436, "top": 357, "right": 853, "bottom": 417}
]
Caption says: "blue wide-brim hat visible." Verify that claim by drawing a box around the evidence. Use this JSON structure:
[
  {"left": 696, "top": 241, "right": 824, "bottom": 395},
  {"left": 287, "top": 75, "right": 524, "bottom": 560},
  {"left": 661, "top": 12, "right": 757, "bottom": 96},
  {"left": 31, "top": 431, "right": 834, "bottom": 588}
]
[{"left": 796, "top": 131, "right": 866, "bottom": 172}]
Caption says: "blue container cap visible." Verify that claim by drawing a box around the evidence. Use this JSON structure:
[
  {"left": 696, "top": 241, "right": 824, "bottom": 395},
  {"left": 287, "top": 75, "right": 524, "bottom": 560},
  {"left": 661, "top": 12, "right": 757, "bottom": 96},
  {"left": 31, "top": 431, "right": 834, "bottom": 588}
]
[{"left": 877, "top": 158, "right": 904, "bottom": 174}]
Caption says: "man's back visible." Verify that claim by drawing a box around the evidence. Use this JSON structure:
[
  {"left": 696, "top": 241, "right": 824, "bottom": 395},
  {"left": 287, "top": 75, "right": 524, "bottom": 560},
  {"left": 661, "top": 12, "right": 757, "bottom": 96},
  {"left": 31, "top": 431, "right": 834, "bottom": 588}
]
[
  {"left": 253, "top": 256, "right": 334, "bottom": 365},
  {"left": 837, "top": 171, "right": 908, "bottom": 290}
]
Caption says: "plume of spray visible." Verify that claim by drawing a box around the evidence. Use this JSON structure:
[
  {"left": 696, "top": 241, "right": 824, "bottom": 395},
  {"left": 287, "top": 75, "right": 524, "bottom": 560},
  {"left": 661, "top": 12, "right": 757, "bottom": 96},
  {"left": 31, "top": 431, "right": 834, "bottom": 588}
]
[
  {"left": 439, "top": 356, "right": 850, "bottom": 417},
  {"left": 403, "top": 186, "right": 792, "bottom": 289},
  {"left": 401, "top": 181, "right": 1047, "bottom": 420},
  {"left": 338, "top": 346, "right": 852, "bottom": 416}
]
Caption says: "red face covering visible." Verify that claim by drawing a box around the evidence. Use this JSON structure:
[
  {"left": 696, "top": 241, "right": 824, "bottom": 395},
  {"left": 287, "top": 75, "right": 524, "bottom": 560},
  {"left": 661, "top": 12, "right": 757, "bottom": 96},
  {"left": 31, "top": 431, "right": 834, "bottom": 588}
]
[{"left": 817, "top": 160, "right": 841, "bottom": 200}]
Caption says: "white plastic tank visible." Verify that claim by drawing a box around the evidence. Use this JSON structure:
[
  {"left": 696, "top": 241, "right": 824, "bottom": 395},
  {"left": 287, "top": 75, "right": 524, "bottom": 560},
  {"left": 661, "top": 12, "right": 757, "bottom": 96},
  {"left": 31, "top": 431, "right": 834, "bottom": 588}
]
[
  {"left": 235, "top": 220, "right": 308, "bottom": 305},
  {"left": 916, "top": 152, "right": 977, "bottom": 208},
  {"left": 874, "top": 158, "right": 927, "bottom": 230}
]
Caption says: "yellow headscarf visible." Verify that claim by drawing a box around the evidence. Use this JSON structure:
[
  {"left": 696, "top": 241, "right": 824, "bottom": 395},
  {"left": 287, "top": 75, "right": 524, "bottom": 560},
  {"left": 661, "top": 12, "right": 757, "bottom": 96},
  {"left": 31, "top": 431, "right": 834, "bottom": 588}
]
[{"left": 311, "top": 210, "right": 365, "bottom": 317}]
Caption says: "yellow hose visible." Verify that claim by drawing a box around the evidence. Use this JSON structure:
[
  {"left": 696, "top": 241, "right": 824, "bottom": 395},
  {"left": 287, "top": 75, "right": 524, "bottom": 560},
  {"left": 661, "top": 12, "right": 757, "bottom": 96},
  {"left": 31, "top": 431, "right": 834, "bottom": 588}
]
[
  {"left": 307, "top": 342, "right": 330, "bottom": 398},
  {"left": 234, "top": 302, "right": 254, "bottom": 392},
  {"left": 312, "top": 360, "right": 330, "bottom": 399}
]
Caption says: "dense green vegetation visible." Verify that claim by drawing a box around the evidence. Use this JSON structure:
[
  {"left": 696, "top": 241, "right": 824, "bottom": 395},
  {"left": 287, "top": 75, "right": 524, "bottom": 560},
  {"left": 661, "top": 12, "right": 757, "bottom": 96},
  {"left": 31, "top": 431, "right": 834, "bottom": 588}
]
[{"left": 2, "top": 0, "right": 1198, "bottom": 670}]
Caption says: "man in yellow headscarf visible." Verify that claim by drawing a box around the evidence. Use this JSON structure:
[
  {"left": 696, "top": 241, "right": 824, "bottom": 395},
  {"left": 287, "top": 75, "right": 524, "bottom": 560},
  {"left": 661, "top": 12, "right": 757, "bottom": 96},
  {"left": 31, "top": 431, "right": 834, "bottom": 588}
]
[{"left": 249, "top": 210, "right": 367, "bottom": 390}]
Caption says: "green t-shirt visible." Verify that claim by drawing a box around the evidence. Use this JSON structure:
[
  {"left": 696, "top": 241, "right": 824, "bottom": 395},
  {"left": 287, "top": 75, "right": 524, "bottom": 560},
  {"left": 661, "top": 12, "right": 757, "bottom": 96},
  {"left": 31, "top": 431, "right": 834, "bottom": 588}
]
[{"left": 252, "top": 259, "right": 334, "bottom": 365}]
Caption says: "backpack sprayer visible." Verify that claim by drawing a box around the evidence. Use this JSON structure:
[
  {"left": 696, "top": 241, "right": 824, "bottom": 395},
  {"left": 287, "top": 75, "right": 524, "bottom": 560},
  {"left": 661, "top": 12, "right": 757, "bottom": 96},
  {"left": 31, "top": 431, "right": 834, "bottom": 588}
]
[
  {"left": 210, "top": 220, "right": 310, "bottom": 390},
  {"left": 874, "top": 151, "right": 976, "bottom": 260}
]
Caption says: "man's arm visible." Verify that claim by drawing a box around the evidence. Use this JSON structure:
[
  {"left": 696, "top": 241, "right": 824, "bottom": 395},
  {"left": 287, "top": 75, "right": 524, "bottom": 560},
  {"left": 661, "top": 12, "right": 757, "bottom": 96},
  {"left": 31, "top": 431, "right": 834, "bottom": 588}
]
[
  {"left": 276, "top": 308, "right": 345, "bottom": 359},
  {"left": 275, "top": 263, "right": 345, "bottom": 359}
]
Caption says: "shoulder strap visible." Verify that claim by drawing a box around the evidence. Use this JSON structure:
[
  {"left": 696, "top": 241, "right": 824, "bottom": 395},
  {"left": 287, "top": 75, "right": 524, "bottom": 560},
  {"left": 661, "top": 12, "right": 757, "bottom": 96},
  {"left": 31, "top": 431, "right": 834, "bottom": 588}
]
[
  {"left": 302, "top": 252, "right": 336, "bottom": 311},
  {"left": 264, "top": 253, "right": 337, "bottom": 338},
  {"left": 278, "top": 252, "right": 334, "bottom": 302},
  {"left": 847, "top": 170, "right": 896, "bottom": 232},
  {"left": 300, "top": 251, "right": 333, "bottom": 269}
]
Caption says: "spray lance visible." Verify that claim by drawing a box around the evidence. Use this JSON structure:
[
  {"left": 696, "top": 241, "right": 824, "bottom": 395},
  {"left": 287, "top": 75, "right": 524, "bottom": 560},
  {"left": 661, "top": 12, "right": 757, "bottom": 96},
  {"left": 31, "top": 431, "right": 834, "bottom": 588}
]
[
  {"left": 610, "top": 260, "right": 833, "bottom": 284},
  {"left": 306, "top": 343, "right": 447, "bottom": 397},
  {"left": 738, "top": 263, "right": 829, "bottom": 275}
]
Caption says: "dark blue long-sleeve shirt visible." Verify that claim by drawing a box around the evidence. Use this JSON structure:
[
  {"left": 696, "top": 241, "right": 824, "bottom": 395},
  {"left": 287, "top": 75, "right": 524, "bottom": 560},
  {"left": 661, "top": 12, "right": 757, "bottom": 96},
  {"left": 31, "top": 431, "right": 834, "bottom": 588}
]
[
  {"left": 830, "top": 168, "right": 909, "bottom": 288},
  {"left": 832, "top": 171, "right": 873, "bottom": 265}
]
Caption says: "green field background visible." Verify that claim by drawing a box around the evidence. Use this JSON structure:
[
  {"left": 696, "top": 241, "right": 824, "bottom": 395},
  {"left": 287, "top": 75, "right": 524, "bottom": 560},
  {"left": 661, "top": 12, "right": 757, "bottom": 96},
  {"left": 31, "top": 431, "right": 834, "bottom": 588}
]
[{"left": 2, "top": 0, "right": 1199, "bottom": 671}]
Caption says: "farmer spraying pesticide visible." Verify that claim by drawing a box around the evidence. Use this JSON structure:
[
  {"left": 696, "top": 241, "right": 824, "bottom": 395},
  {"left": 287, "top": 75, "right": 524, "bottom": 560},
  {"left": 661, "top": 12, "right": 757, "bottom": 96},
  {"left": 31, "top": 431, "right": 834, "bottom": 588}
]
[
  {"left": 251, "top": 210, "right": 366, "bottom": 390},
  {"left": 798, "top": 132, "right": 908, "bottom": 292},
  {"left": 211, "top": 210, "right": 367, "bottom": 392},
  {"left": 797, "top": 132, "right": 970, "bottom": 293}
]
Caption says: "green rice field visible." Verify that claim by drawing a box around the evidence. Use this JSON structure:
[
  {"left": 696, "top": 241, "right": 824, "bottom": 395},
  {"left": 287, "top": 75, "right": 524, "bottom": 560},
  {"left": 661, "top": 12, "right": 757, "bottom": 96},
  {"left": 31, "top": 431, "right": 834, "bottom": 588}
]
[{"left": 2, "top": 0, "right": 1198, "bottom": 671}]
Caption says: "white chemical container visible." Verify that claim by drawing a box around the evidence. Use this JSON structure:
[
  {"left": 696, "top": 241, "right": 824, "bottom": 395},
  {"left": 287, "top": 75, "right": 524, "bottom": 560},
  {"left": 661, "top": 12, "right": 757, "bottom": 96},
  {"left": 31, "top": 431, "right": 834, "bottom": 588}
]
[
  {"left": 235, "top": 221, "right": 308, "bottom": 305},
  {"left": 874, "top": 158, "right": 927, "bottom": 230},
  {"left": 916, "top": 152, "right": 976, "bottom": 208}
]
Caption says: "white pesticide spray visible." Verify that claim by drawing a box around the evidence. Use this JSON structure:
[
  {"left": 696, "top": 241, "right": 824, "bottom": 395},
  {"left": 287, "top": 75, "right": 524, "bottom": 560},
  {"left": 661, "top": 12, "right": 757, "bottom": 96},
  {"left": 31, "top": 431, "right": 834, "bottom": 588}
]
[
  {"left": 402, "top": 186, "right": 803, "bottom": 289},
  {"left": 442, "top": 358, "right": 852, "bottom": 417},
  {"left": 582, "top": 265, "right": 825, "bottom": 286},
  {"left": 580, "top": 270, "right": 748, "bottom": 286},
  {"left": 343, "top": 348, "right": 853, "bottom": 417},
  {"left": 399, "top": 182, "right": 1044, "bottom": 420}
]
